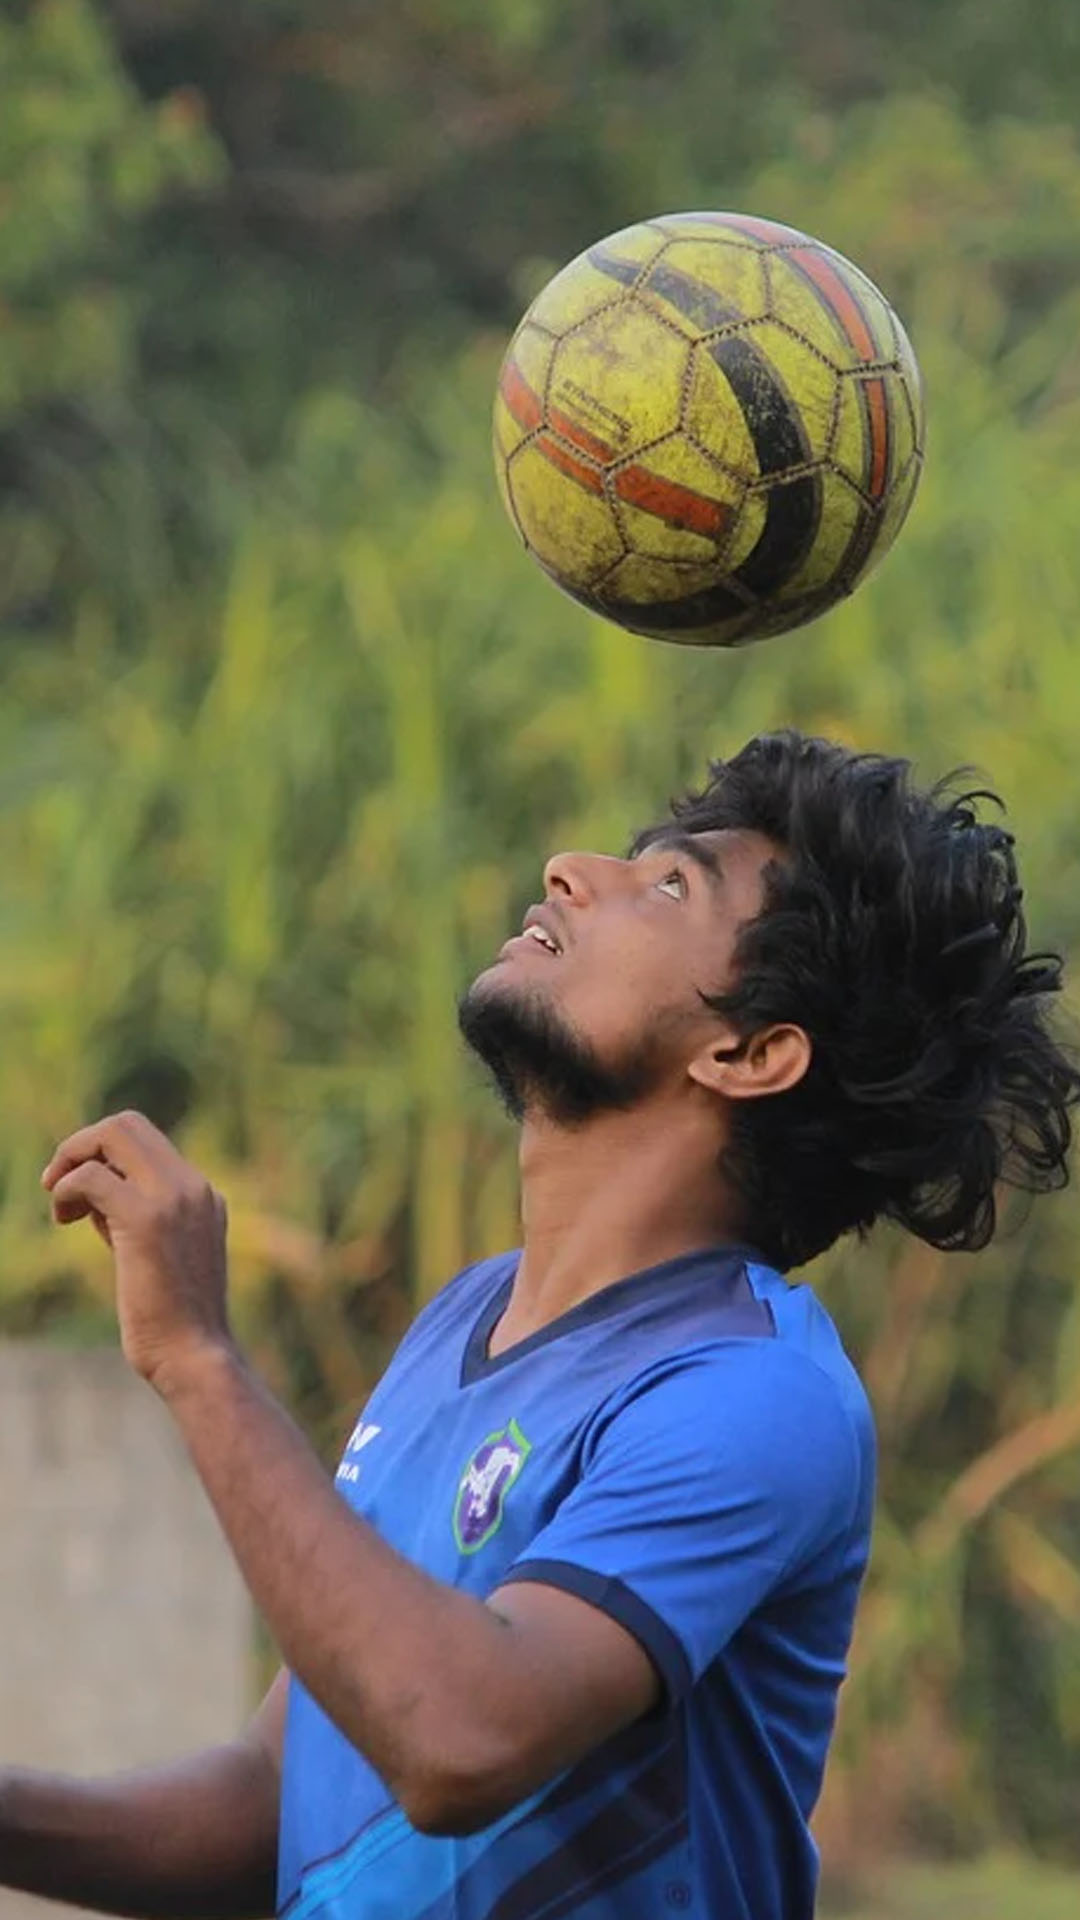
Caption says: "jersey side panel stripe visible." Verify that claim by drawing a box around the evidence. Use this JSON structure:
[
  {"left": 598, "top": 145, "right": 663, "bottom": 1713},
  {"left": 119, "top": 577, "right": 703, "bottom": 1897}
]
[{"left": 412, "top": 1737, "right": 687, "bottom": 1920}]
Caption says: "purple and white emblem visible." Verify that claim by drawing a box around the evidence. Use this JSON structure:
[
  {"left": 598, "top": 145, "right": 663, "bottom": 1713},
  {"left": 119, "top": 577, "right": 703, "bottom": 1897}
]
[{"left": 453, "top": 1418, "right": 532, "bottom": 1554}]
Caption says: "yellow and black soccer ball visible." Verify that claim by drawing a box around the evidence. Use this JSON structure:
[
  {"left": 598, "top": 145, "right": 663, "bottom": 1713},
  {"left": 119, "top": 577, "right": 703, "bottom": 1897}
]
[{"left": 493, "top": 212, "right": 924, "bottom": 648}]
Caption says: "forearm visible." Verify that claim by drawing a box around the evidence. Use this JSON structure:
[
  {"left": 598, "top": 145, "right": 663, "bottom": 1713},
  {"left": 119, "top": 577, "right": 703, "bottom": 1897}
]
[
  {"left": 155, "top": 1346, "right": 545, "bottom": 1826},
  {"left": 0, "top": 1743, "right": 278, "bottom": 1919},
  {"left": 38, "top": 1115, "right": 659, "bottom": 1845}
]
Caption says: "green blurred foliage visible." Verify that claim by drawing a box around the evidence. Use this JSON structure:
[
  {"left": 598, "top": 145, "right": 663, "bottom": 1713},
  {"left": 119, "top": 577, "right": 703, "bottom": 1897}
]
[
  {"left": 821, "top": 1851, "right": 1080, "bottom": 1920},
  {"left": 1, "top": 0, "right": 1079, "bottom": 1881},
  {"left": 0, "top": 0, "right": 218, "bottom": 417}
]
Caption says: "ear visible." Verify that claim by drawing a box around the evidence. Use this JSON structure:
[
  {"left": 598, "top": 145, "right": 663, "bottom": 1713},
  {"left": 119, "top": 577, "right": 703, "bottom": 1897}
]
[{"left": 688, "top": 1021, "right": 812, "bottom": 1102}]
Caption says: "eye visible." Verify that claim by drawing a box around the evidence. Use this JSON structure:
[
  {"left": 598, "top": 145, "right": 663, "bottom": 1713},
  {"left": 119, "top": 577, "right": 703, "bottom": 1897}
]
[{"left": 656, "top": 867, "right": 686, "bottom": 900}]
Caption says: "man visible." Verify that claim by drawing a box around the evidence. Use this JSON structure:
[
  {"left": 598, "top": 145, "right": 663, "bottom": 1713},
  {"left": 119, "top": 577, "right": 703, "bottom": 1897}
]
[{"left": 3, "top": 731, "right": 1077, "bottom": 1919}]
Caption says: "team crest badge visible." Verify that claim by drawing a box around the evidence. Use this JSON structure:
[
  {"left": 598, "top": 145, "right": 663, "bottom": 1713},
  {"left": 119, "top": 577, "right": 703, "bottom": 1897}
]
[{"left": 453, "top": 1419, "right": 531, "bottom": 1554}]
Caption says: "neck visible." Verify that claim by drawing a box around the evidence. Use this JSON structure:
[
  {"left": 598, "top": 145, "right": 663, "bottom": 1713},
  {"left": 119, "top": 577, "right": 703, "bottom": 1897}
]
[{"left": 501, "top": 1097, "right": 743, "bottom": 1342}]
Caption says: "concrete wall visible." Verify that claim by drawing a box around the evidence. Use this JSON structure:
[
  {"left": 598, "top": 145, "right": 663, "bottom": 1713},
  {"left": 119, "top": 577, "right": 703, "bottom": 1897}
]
[{"left": 0, "top": 1345, "right": 254, "bottom": 1918}]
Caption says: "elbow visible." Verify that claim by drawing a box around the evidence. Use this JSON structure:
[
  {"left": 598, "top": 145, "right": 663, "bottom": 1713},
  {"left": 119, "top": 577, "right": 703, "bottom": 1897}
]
[
  {"left": 402, "top": 1790, "right": 500, "bottom": 1839},
  {"left": 395, "top": 1752, "right": 523, "bottom": 1839}
]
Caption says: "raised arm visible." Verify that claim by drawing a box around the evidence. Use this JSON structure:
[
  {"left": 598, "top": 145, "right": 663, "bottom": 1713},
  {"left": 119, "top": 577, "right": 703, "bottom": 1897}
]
[
  {"left": 0, "top": 1668, "right": 286, "bottom": 1918},
  {"left": 38, "top": 1113, "right": 663, "bottom": 1839}
]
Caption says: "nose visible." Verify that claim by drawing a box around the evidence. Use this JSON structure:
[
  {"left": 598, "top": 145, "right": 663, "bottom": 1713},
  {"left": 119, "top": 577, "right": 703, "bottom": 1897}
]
[{"left": 543, "top": 850, "right": 627, "bottom": 905}]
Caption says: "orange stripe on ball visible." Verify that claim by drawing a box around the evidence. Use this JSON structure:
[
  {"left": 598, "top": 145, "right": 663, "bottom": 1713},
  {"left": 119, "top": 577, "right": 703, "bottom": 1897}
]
[
  {"left": 499, "top": 358, "right": 544, "bottom": 434},
  {"left": 615, "top": 465, "right": 731, "bottom": 541},
  {"left": 788, "top": 247, "right": 879, "bottom": 362},
  {"left": 786, "top": 247, "right": 892, "bottom": 501},
  {"left": 536, "top": 432, "right": 607, "bottom": 496},
  {"left": 862, "top": 377, "right": 891, "bottom": 501},
  {"left": 547, "top": 406, "right": 617, "bottom": 466}
]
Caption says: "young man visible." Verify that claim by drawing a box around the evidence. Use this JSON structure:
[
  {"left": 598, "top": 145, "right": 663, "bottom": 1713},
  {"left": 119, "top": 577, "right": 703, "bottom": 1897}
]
[{"left": 4, "top": 732, "right": 1077, "bottom": 1920}]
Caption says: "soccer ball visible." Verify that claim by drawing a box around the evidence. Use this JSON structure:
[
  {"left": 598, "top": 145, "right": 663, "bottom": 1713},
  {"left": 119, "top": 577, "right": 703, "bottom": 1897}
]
[{"left": 493, "top": 212, "right": 925, "bottom": 648}]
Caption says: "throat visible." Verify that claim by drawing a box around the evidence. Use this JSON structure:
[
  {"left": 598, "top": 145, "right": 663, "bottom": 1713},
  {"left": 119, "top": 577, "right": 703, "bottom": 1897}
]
[{"left": 506, "top": 1109, "right": 743, "bottom": 1343}]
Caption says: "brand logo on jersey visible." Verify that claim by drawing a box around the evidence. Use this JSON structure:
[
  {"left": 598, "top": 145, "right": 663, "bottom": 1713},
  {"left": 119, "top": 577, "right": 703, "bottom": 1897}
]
[
  {"left": 346, "top": 1419, "right": 382, "bottom": 1456},
  {"left": 453, "top": 1419, "right": 531, "bottom": 1554},
  {"left": 336, "top": 1418, "right": 382, "bottom": 1485}
]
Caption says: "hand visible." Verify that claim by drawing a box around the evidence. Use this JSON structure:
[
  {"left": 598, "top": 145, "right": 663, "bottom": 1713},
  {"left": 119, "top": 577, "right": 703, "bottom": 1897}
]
[{"left": 41, "top": 1111, "right": 233, "bottom": 1391}]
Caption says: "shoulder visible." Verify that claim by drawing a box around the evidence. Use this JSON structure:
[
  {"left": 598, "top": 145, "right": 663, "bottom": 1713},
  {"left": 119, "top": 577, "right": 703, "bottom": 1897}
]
[
  {"left": 595, "top": 1335, "right": 864, "bottom": 1448},
  {"left": 586, "top": 1336, "right": 871, "bottom": 1542},
  {"left": 743, "top": 1262, "right": 876, "bottom": 1463},
  {"left": 392, "top": 1252, "right": 515, "bottom": 1356}
]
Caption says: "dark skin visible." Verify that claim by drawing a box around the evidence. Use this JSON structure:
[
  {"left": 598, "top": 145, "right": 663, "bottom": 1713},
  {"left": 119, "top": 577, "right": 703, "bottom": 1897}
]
[
  {"left": 1, "top": 829, "right": 810, "bottom": 1916},
  {"left": 0, "top": 1683, "right": 286, "bottom": 1918}
]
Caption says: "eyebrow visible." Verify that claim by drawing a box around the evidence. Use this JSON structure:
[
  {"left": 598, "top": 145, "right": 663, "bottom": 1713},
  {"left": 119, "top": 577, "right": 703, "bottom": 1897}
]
[{"left": 644, "top": 830, "right": 725, "bottom": 887}]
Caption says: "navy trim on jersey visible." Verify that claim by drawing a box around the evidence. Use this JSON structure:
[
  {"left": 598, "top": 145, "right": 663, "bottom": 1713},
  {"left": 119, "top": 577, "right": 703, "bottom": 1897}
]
[
  {"left": 498, "top": 1557, "right": 693, "bottom": 1701},
  {"left": 410, "top": 1727, "right": 688, "bottom": 1920},
  {"left": 461, "top": 1242, "right": 770, "bottom": 1386},
  {"left": 483, "top": 1748, "right": 687, "bottom": 1920}
]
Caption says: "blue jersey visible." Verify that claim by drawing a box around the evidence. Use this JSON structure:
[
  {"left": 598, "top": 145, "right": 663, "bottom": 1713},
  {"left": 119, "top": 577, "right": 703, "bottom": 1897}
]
[{"left": 278, "top": 1246, "right": 875, "bottom": 1920}]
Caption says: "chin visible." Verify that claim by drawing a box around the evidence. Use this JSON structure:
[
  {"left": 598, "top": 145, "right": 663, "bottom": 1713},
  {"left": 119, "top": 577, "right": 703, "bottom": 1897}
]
[
  {"left": 465, "top": 956, "right": 551, "bottom": 1011},
  {"left": 458, "top": 971, "right": 662, "bottom": 1129}
]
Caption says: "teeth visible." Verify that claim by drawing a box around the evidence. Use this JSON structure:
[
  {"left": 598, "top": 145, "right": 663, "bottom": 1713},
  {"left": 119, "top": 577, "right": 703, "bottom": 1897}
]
[{"left": 526, "top": 925, "right": 559, "bottom": 954}]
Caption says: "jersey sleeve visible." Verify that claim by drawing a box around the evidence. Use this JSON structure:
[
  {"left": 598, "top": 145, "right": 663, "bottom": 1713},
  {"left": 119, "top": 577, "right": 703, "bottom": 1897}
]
[{"left": 496, "top": 1343, "right": 865, "bottom": 1702}]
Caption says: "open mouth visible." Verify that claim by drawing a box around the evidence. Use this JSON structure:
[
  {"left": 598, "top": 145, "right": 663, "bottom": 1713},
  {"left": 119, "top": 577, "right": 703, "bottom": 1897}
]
[
  {"left": 521, "top": 923, "right": 561, "bottom": 956},
  {"left": 495, "top": 904, "right": 565, "bottom": 965}
]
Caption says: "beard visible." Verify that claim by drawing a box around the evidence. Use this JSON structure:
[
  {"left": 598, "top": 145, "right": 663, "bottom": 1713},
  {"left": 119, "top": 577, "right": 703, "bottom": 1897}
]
[{"left": 457, "top": 973, "right": 664, "bottom": 1126}]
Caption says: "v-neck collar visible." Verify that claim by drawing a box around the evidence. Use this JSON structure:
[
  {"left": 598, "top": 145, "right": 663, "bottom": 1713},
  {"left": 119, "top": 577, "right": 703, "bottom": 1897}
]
[{"left": 460, "top": 1243, "right": 764, "bottom": 1387}]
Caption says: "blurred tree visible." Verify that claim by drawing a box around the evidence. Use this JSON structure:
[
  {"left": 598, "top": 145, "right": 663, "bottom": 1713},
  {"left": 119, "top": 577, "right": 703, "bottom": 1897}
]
[{"left": 0, "top": 0, "right": 221, "bottom": 641}]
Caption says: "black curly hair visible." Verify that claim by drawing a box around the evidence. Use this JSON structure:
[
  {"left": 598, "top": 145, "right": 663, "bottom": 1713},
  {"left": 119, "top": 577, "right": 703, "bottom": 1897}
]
[{"left": 632, "top": 731, "right": 1080, "bottom": 1272}]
